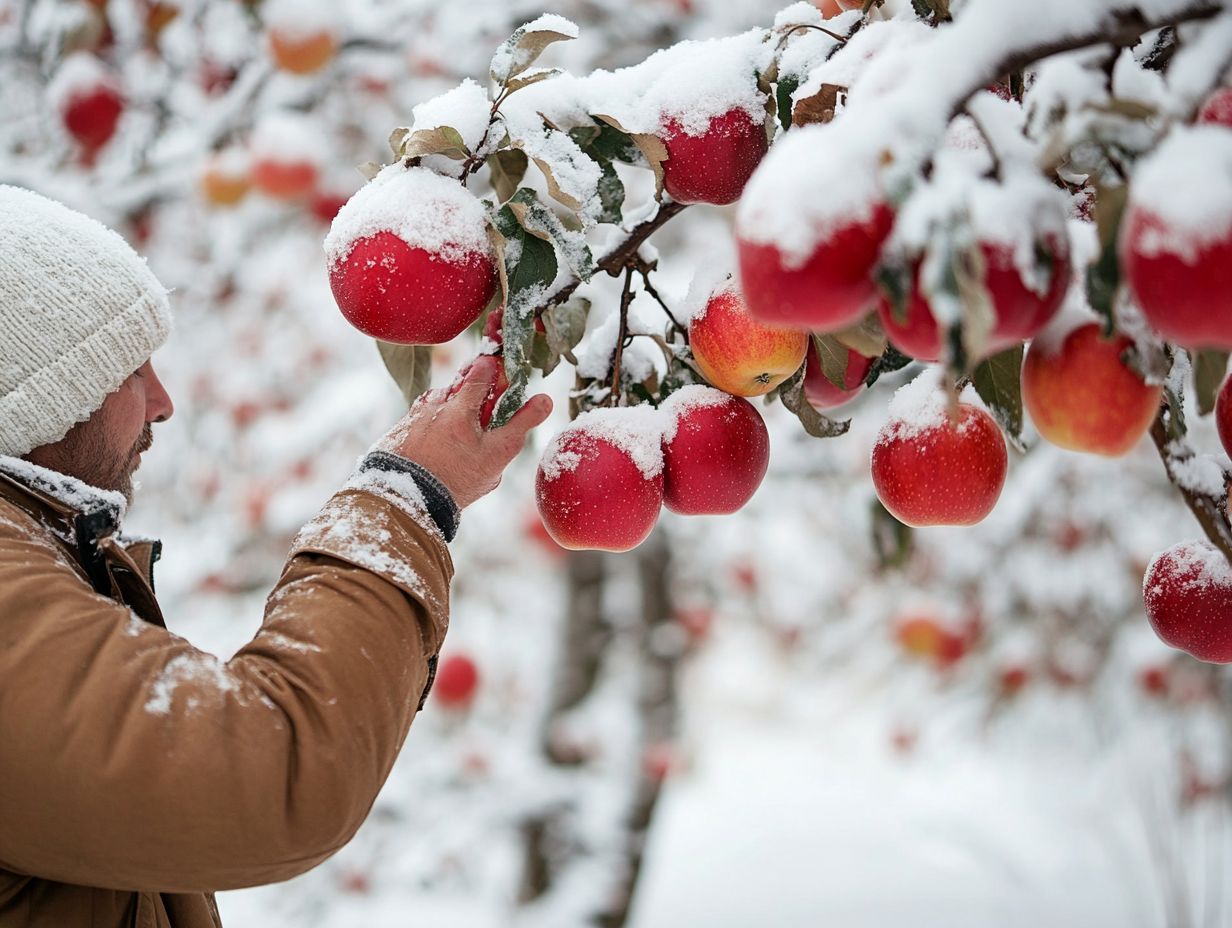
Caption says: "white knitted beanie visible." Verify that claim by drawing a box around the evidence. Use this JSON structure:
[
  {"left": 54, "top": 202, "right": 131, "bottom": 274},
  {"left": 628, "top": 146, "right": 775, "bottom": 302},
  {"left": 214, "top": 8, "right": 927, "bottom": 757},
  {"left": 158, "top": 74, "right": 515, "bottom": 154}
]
[{"left": 0, "top": 185, "right": 172, "bottom": 457}]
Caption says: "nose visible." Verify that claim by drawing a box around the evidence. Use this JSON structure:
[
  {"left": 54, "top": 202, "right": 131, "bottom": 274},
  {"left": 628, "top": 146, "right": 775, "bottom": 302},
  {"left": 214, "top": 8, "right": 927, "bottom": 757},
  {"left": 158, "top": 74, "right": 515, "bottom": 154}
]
[{"left": 144, "top": 361, "right": 175, "bottom": 424}]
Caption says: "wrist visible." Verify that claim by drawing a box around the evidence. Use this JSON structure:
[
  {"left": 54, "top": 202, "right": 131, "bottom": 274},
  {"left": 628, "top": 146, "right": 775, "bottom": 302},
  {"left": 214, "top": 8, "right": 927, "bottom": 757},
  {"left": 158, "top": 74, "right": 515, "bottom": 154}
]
[{"left": 359, "top": 451, "right": 461, "bottom": 542}]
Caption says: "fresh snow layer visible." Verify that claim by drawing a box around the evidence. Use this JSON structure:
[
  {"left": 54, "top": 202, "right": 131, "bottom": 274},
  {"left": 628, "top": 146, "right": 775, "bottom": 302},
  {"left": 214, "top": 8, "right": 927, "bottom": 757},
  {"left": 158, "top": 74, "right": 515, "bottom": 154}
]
[
  {"left": 660, "top": 384, "right": 733, "bottom": 445},
  {"left": 878, "top": 369, "right": 982, "bottom": 443},
  {"left": 490, "top": 14, "right": 579, "bottom": 82},
  {"left": 540, "top": 406, "right": 668, "bottom": 482},
  {"left": 1129, "top": 125, "right": 1232, "bottom": 259},
  {"left": 679, "top": 266, "right": 735, "bottom": 325},
  {"left": 47, "top": 51, "right": 116, "bottom": 112},
  {"left": 261, "top": 0, "right": 341, "bottom": 41},
  {"left": 324, "top": 164, "right": 493, "bottom": 268},
  {"left": 1147, "top": 540, "right": 1232, "bottom": 595},
  {"left": 410, "top": 78, "right": 493, "bottom": 173}
]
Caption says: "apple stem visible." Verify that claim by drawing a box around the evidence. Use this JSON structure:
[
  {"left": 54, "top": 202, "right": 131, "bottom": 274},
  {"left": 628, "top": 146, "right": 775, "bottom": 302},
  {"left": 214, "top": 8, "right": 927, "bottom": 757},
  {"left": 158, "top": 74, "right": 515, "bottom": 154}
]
[
  {"left": 608, "top": 264, "right": 635, "bottom": 407},
  {"left": 1150, "top": 408, "right": 1232, "bottom": 567}
]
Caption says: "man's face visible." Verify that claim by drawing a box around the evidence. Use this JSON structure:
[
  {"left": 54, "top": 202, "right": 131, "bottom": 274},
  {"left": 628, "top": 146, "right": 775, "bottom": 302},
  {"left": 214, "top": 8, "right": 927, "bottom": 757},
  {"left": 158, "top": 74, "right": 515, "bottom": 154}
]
[{"left": 26, "top": 360, "right": 174, "bottom": 503}]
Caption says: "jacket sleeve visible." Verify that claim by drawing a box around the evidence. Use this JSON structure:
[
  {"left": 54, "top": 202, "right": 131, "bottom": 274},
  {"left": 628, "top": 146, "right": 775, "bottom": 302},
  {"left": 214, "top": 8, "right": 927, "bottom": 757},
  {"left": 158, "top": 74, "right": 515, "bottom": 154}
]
[{"left": 0, "top": 472, "right": 454, "bottom": 894}]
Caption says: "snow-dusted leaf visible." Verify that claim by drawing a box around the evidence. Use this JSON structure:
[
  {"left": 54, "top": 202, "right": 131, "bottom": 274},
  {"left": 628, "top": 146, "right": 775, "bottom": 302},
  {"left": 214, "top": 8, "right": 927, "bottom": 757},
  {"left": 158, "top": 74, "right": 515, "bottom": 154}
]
[
  {"left": 544, "top": 299, "right": 588, "bottom": 359},
  {"left": 400, "top": 126, "right": 470, "bottom": 161},
  {"left": 490, "top": 18, "right": 578, "bottom": 85},
  {"left": 507, "top": 187, "right": 595, "bottom": 280},
  {"left": 488, "top": 148, "right": 529, "bottom": 204},
  {"left": 595, "top": 114, "right": 668, "bottom": 198},
  {"left": 793, "top": 83, "right": 843, "bottom": 127},
  {"left": 972, "top": 345, "right": 1024, "bottom": 449},
  {"left": 778, "top": 363, "right": 850, "bottom": 439},
  {"left": 1192, "top": 349, "right": 1229, "bottom": 417},
  {"left": 376, "top": 341, "right": 433, "bottom": 408},
  {"left": 505, "top": 68, "right": 562, "bottom": 94},
  {"left": 530, "top": 155, "right": 583, "bottom": 211}
]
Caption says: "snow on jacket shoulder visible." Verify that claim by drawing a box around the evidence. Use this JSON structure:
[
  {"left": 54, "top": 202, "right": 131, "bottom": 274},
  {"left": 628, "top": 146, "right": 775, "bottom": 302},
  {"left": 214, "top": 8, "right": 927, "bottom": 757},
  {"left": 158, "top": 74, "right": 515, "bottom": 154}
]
[{"left": 0, "top": 455, "right": 454, "bottom": 928}]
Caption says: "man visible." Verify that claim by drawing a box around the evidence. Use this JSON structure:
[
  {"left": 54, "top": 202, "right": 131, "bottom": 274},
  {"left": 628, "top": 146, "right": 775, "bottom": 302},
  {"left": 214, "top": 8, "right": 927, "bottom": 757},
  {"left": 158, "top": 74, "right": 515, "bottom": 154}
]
[{"left": 0, "top": 185, "right": 552, "bottom": 927}]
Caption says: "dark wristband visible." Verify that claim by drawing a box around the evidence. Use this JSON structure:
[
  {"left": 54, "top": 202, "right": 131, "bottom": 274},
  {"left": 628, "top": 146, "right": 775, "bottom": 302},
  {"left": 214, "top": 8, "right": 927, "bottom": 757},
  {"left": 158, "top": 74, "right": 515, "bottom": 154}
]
[{"left": 360, "top": 451, "right": 460, "bottom": 542}]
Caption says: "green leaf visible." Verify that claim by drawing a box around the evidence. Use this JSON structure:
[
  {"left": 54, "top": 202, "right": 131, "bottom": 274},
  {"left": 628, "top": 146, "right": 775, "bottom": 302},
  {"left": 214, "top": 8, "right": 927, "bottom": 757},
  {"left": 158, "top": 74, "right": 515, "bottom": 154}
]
[
  {"left": 811, "top": 334, "right": 851, "bottom": 390},
  {"left": 778, "top": 363, "right": 850, "bottom": 439},
  {"left": 870, "top": 498, "right": 913, "bottom": 570},
  {"left": 488, "top": 149, "right": 528, "bottom": 204},
  {"left": 595, "top": 160, "right": 625, "bottom": 224},
  {"left": 972, "top": 345, "right": 1024, "bottom": 450},
  {"left": 1192, "top": 349, "right": 1229, "bottom": 417},
  {"left": 775, "top": 76, "right": 799, "bottom": 132},
  {"left": 375, "top": 342, "right": 433, "bottom": 408},
  {"left": 1087, "top": 183, "right": 1127, "bottom": 334}
]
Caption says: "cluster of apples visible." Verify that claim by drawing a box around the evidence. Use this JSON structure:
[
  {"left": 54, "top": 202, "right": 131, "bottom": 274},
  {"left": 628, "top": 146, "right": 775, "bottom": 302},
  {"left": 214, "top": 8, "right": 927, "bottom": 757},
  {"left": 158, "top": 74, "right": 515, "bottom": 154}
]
[
  {"left": 199, "top": 144, "right": 351, "bottom": 224},
  {"left": 535, "top": 385, "right": 770, "bottom": 552}
]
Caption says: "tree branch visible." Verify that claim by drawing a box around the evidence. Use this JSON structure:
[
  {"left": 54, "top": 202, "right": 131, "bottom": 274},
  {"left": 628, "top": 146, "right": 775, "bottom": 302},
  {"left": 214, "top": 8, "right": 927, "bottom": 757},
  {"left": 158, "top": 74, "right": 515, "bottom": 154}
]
[
  {"left": 1150, "top": 408, "right": 1232, "bottom": 565},
  {"left": 608, "top": 264, "right": 635, "bottom": 407}
]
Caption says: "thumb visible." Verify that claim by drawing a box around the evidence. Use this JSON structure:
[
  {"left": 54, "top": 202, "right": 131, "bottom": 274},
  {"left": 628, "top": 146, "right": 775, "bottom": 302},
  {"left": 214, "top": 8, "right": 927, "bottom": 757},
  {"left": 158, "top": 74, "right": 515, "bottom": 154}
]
[
  {"left": 449, "top": 355, "right": 501, "bottom": 409},
  {"left": 495, "top": 393, "right": 553, "bottom": 439}
]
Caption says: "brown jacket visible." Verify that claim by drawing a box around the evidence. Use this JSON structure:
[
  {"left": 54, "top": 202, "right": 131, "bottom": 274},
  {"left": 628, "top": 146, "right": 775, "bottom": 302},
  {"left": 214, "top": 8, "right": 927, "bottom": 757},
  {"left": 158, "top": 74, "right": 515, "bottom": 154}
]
[{"left": 0, "top": 456, "right": 454, "bottom": 927}]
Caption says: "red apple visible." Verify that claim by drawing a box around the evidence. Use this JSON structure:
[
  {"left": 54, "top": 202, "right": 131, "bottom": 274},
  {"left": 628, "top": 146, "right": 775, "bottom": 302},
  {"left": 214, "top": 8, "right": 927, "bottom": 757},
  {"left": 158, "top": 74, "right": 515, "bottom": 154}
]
[
  {"left": 872, "top": 385, "right": 1007, "bottom": 527},
  {"left": 200, "top": 150, "right": 251, "bottom": 207},
  {"left": 327, "top": 168, "right": 497, "bottom": 345},
  {"left": 309, "top": 190, "right": 349, "bottom": 224},
  {"left": 434, "top": 653, "right": 479, "bottom": 707},
  {"left": 53, "top": 55, "right": 124, "bottom": 163},
  {"left": 737, "top": 201, "right": 894, "bottom": 332},
  {"left": 536, "top": 409, "right": 665, "bottom": 552},
  {"left": 877, "top": 236, "right": 1071, "bottom": 361},
  {"left": 803, "top": 342, "right": 875, "bottom": 409},
  {"left": 1217, "top": 374, "right": 1232, "bottom": 458},
  {"left": 1119, "top": 129, "right": 1232, "bottom": 350},
  {"left": 894, "top": 614, "right": 966, "bottom": 669},
  {"left": 660, "top": 386, "right": 769, "bottom": 515},
  {"left": 1022, "top": 323, "right": 1161, "bottom": 457},
  {"left": 1197, "top": 87, "right": 1232, "bottom": 127},
  {"left": 1138, "top": 664, "right": 1171, "bottom": 698},
  {"left": 688, "top": 288, "right": 807, "bottom": 397},
  {"left": 1144, "top": 541, "right": 1232, "bottom": 663},
  {"left": 997, "top": 663, "right": 1031, "bottom": 697},
  {"left": 251, "top": 156, "right": 318, "bottom": 200},
  {"left": 660, "top": 108, "right": 768, "bottom": 206}
]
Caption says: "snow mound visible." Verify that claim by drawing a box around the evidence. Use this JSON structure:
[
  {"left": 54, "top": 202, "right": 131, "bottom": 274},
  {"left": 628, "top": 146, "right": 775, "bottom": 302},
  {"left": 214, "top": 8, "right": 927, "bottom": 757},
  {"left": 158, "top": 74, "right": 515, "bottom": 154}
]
[
  {"left": 324, "top": 164, "right": 493, "bottom": 268},
  {"left": 877, "top": 369, "right": 982, "bottom": 444},
  {"left": 1129, "top": 125, "right": 1232, "bottom": 260},
  {"left": 660, "top": 385, "right": 733, "bottom": 444},
  {"left": 540, "top": 406, "right": 668, "bottom": 481},
  {"left": 410, "top": 79, "right": 493, "bottom": 171},
  {"left": 1146, "top": 540, "right": 1232, "bottom": 596}
]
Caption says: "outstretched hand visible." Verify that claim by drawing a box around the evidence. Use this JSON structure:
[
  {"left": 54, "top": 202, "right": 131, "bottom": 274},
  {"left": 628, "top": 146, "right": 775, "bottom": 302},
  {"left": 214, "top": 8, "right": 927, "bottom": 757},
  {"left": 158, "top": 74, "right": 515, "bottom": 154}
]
[{"left": 374, "top": 355, "right": 552, "bottom": 510}]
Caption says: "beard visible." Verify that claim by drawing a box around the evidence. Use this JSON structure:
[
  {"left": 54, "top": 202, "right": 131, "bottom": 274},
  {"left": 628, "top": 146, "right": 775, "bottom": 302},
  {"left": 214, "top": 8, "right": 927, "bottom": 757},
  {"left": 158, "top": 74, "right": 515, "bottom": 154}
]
[{"left": 58, "top": 422, "right": 153, "bottom": 505}]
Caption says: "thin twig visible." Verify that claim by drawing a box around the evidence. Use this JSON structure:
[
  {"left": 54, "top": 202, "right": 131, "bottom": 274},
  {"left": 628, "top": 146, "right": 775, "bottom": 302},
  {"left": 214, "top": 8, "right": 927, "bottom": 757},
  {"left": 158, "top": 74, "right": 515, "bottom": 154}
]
[
  {"left": 636, "top": 264, "right": 688, "bottom": 343},
  {"left": 608, "top": 264, "right": 635, "bottom": 407}
]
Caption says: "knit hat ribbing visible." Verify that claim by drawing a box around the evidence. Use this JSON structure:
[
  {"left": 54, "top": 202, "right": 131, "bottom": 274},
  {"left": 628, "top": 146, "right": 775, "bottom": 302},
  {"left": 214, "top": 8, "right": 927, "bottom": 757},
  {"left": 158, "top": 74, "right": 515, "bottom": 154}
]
[{"left": 0, "top": 185, "right": 172, "bottom": 457}]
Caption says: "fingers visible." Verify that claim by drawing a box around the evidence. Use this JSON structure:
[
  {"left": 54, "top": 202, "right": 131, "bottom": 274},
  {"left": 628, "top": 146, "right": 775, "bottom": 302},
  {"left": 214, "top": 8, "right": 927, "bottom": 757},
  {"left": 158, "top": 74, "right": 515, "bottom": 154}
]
[
  {"left": 497, "top": 393, "right": 553, "bottom": 440},
  {"left": 449, "top": 355, "right": 501, "bottom": 410}
]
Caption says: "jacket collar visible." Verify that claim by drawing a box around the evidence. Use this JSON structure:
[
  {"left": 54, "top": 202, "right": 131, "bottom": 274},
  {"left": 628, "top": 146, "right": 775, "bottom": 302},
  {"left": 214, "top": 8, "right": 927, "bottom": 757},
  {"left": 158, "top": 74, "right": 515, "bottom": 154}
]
[{"left": 0, "top": 455, "right": 127, "bottom": 538}]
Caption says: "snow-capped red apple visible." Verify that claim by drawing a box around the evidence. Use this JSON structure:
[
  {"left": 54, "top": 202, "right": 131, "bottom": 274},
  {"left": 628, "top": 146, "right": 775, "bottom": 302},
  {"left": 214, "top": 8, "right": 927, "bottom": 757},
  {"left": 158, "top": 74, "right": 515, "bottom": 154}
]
[
  {"left": 1197, "top": 87, "right": 1232, "bottom": 127},
  {"left": 264, "top": 0, "right": 339, "bottom": 75},
  {"left": 660, "top": 108, "right": 768, "bottom": 206},
  {"left": 249, "top": 114, "right": 321, "bottom": 201},
  {"left": 536, "top": 407, "right": 666, "bottom": 552},
  {"left": 688, "top": 287, "right": 807, "bottom": 397},
  {"left": 49, "top": 53, "right": 123, "bottom": 162},
  {"left": 737, "top": 126, "right": 894, "bottom": 332},
  {"left": 1120, "top": 127, "right": 1232, "bottom": 349},
  {"left": 877, "top": 236, "right": 1071, "bottom": 362},
  {"left": 803, "top": 341, "right": 874, "bottom": 410},
  {"left": 200, "top": 149, "right": 251, "bottom": 207},
  {"left": 1022, "top": 323, "right": 1161, "bottom": 457},
  {"left": 1216, "top": 374, "right": 1232, "bottom": 459},
  {"left": 1144, "top": 541, "right": 1232, "bottom": 663},
  {"left": 871, "top": 375, "right": 1007, "bottom": 527},
  {"left": 434, "top": 653, "right": 480, "bottom": 707},
  {"left": 660, "top": 385, "right": 769, "bottom": 515},
  {"left": 325, "top": 165, "right": 498, "bottom": 345}
]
